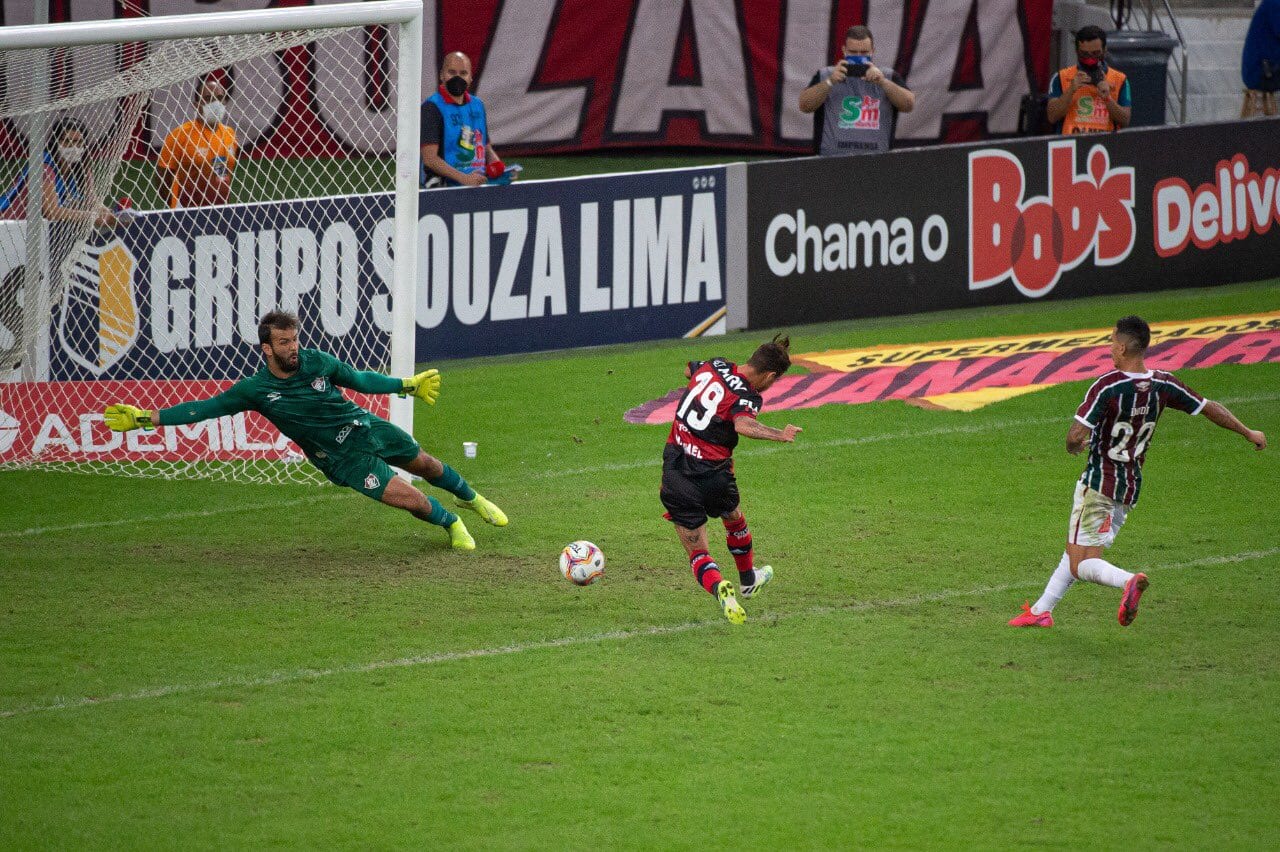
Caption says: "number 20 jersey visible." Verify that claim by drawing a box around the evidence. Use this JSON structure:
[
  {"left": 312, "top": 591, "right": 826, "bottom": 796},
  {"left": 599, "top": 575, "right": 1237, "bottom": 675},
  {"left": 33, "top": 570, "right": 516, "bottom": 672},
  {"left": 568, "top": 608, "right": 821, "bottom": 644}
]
[
  {"left": 666, "top": 359, "right": 763, "bottom": 467},
  {"left": 1075, "top": 369, "right": 1205, "bottom": 506}
]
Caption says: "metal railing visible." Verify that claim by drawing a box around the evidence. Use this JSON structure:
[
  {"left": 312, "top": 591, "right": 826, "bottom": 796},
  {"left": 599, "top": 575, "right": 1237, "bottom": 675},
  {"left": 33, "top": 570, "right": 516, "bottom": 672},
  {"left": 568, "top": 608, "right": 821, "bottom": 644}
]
[{"left": 1130, "top": 0, "right": 1190, "bottom": 122}]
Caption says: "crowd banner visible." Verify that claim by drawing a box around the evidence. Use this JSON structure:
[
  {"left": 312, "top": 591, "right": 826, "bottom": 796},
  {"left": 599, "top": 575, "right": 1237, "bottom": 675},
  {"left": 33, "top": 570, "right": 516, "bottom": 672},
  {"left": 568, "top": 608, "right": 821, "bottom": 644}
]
[
  {"left": 0, "top": 0, "right": 1054, "bottom": 155},
  {"left": 743, "top": 118, "right": 1280, "bottom": 330}
]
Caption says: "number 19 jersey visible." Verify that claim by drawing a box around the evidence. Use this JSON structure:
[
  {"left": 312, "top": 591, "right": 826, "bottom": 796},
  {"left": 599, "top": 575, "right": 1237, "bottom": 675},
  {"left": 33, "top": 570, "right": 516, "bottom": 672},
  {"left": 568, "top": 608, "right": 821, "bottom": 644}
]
[
  {"left": 666, "top": 359, "right": 763, "bottom": 467},
  {"left": 1075, "top": 369, "right": 1205, "bottom": 506}
]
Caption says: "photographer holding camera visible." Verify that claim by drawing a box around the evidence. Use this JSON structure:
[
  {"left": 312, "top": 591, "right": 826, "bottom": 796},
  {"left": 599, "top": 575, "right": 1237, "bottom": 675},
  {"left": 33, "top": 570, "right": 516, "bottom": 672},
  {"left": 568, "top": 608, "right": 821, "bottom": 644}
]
[
  {"left": 1047, "top": 26, "right": 1132, "bottom": 134},
  {"left": 799, "top": 25, "right": 915, "bottom": 156}
]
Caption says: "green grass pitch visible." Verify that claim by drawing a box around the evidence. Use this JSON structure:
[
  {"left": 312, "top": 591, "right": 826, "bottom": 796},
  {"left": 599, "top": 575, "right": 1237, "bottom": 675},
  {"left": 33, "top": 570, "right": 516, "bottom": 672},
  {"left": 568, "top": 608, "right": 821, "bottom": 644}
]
[{"left": 2, "top": 280, "right": 1278, "bottom": 848}]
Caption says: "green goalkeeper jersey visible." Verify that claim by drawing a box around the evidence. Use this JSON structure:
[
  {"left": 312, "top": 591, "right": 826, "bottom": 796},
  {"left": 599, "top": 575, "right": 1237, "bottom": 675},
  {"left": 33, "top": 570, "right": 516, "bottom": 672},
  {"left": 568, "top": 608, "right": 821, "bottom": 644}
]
[{"left": 158, "top": 348, "right": 404, "bottom": 461}]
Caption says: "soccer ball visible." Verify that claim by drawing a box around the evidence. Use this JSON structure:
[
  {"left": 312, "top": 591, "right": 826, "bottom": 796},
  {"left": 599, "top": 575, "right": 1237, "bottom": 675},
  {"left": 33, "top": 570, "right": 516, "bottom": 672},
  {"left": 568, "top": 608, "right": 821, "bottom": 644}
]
[{"left": 560, "top": 540, "right": 605, "bottom": 586}]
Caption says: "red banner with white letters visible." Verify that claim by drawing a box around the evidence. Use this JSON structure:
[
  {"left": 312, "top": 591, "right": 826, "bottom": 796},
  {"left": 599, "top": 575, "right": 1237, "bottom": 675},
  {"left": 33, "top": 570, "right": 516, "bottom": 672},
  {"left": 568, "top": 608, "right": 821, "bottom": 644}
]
[
  {"left": 1, "top": 0, "right": 1053, "bottom": 155},
  {"left": 0, "top": 379, "right": 387, "bottom": 463}
]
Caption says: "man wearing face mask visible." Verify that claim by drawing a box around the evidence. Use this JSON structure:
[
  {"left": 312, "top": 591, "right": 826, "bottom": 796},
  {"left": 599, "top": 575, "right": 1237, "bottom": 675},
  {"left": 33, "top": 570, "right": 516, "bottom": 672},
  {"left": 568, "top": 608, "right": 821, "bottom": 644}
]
[
  {"left": 0, "top": 117, "right": 117, "bottom": 228},
  {"left": 1046, "top": 26, "right": 1132, "bottom": 134},
  {"left": 157, "top": 78, "right": 237, "bottom": 207},
  {"left": 420, "top": 52, "right": 502, "bottom": 188},
  {"left": 799, "top": 25, "right": 915, "bottom": 156},
  {"left": 0, "top": 117, "right": 120, "bottom": 372}
]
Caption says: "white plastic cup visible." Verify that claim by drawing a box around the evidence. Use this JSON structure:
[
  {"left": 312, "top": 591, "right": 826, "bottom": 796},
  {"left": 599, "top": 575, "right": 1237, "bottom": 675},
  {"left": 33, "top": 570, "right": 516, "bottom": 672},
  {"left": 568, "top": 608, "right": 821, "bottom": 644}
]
[{"left": 463, "top": 441, "right": 477, "bottom": 459}]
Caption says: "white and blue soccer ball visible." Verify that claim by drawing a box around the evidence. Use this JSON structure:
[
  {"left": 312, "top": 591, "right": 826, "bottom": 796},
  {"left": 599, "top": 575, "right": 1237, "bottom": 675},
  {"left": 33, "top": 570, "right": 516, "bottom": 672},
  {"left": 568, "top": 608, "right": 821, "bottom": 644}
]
[{"left": 560, "top": 540, "right": 605, "bottom": 586}]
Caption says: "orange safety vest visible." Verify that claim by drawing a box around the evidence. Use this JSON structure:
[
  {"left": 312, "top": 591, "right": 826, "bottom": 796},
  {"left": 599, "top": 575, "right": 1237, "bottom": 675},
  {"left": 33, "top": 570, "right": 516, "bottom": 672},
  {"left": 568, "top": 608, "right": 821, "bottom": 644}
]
[
  {"left": 1058, "top": 66, "right": 1128, "bottom": 134},
  {"left": 158, "top": 120, "right": 237, "bottom": 208}
]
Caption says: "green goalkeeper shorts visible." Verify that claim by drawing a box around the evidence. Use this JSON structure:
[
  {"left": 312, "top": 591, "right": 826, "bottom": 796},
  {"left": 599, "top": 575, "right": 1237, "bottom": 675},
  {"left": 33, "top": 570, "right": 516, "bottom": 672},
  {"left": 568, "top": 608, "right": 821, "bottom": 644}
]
[{"left": 312, "top": 416, "right": 421, "bottom": 500}]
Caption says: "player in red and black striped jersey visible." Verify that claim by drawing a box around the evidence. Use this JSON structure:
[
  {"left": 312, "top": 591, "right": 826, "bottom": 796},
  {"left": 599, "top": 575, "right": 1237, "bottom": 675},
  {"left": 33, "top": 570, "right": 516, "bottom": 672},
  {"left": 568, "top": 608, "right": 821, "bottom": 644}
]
[
  {"left": 1010, "top": 316, "right": 1266, "bottom": 629},
  {"left": 660, "top": 335, "right": 802, "bottom": 624}
]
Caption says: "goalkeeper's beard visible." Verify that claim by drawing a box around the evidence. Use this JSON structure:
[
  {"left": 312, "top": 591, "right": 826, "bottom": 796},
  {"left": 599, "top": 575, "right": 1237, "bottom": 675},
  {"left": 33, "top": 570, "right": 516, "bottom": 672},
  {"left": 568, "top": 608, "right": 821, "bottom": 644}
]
[{"left": 271, "top": 350, "right": 300, "bottom": 374}]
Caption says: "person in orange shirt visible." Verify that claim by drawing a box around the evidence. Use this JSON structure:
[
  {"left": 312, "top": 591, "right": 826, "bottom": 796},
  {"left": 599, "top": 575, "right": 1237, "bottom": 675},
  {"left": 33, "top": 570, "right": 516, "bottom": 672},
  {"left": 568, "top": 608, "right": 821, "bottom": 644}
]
[
  {"left": 1046, "top": 26, "right": 1133, "bottom": 134},
  {"left": 157, "top": 79, "right": 237, "bottom": 208}
]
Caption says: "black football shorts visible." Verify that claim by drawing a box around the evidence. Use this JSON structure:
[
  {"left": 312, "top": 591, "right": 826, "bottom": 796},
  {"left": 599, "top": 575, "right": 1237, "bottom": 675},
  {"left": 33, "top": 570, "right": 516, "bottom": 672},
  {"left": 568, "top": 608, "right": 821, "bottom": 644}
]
[{"left": 660, "top": 444, "right": 740, "bottom": 529}]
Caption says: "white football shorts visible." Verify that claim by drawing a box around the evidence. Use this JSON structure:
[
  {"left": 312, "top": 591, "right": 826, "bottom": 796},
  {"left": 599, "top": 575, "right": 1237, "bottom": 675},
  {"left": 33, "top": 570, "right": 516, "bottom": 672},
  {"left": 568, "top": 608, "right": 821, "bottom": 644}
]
[{"left": 1067, "top": 482, "right": 1130, "bottom": 548}]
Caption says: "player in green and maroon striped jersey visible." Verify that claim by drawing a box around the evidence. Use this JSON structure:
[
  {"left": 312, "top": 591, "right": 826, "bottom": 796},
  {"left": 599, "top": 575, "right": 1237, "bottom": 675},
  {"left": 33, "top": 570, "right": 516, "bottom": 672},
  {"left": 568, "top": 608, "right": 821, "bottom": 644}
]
[
  {"left": 1009, "top": 315, "right": 1266, "bottom": 628},
  {"left": 103, "top": 311, "right": 508, "bottom": 551}
]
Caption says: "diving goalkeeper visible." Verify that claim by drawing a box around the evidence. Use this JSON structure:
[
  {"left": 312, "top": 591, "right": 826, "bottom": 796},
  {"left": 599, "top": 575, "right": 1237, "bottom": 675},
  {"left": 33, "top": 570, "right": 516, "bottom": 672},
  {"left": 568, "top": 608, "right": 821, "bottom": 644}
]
[{"left": 103, "top": 310, "right": 507, "bottom": 551}]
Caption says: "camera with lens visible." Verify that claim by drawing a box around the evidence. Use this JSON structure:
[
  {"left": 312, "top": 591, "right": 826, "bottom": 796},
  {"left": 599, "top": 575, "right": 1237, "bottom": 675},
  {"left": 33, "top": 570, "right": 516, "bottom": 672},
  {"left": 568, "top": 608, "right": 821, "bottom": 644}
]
[
  {"left": 844, "top": 55, "right": 871, "bottom": 78},
  {"left": 1078, "top": 59, "right": 1108, "bottom": 85}
]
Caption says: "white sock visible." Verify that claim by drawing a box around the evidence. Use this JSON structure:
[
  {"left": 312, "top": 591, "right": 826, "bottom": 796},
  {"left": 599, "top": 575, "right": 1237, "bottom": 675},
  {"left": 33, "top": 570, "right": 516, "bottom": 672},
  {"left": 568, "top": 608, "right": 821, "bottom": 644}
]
[
  {"left": 1077, "top": 557, "right": 1133, "bottom": 589},
  {"left": 1031, "top": 553, "right": 1074, "bottom": 614}
]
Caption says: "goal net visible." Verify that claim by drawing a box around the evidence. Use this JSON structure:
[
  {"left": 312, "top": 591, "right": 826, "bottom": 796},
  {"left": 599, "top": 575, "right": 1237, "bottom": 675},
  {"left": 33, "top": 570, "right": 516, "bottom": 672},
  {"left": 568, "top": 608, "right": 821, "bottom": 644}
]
[{"left": 0, "top": 0, "right": 422, "bottom": 485}]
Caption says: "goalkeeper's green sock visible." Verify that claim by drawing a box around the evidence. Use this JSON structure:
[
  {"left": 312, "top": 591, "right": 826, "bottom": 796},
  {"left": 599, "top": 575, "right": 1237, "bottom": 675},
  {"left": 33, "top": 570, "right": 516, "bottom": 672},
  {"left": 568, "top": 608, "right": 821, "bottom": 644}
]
[
  {"left": 429, "top": 463, "right": 476, "bottom": 502},
  {"left": 425, "top": 495, "right": 458, "bottom": 527}
]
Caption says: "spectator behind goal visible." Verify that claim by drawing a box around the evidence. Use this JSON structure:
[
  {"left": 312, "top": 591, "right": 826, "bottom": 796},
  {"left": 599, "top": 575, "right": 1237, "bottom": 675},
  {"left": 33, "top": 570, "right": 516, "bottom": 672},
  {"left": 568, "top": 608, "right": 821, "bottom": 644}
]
[
  {"left": 157, "top": 78, "right": 236, "bottom": 208},
  {"left": 0, "top": 117, "right": 120, "bottom": 228},
  {"left": 420, "top": 51, "right": 507, "bottom": 187}
]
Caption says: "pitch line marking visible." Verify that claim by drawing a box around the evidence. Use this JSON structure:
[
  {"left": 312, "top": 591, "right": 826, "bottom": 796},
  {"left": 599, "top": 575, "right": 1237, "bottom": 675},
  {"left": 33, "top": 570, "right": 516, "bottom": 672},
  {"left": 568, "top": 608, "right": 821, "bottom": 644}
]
[
  {"left": 2, "top": 546, "right": 1276, "bottom": 720},
  {"left": 0, "top": 417, "right": 1062, "bottom": 536},
  {"left": 0, "top": 494, "right": 345, "bottom": 540},
  {"left": 517, "top": 416, "right": 1065, "bottom": 481},
  {"left": 5, "top": 393, "right": 1274, "bottom": 538},
  {"left": 512, "top": 390, "right": 1279, "bottom": 482}
]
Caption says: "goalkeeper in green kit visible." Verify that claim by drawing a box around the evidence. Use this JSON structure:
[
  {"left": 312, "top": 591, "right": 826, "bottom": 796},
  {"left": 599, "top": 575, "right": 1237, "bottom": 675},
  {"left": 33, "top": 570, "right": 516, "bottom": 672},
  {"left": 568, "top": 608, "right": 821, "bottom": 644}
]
[{"left": 103, "top": 310, "right": 507, "bottom": 550}]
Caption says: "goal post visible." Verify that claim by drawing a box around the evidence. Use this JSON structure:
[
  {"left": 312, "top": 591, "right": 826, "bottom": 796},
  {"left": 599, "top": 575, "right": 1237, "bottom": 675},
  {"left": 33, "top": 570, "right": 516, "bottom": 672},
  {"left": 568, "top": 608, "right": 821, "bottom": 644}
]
[{"left": 0, "top": 0, "right": 422, "bottom": 485}]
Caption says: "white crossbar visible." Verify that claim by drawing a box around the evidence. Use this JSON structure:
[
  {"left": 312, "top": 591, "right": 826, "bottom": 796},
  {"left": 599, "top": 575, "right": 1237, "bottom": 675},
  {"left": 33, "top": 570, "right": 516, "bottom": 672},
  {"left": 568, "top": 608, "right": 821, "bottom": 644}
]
[{"left": 0, "top": 0, "right": 422, "bottom": 50}]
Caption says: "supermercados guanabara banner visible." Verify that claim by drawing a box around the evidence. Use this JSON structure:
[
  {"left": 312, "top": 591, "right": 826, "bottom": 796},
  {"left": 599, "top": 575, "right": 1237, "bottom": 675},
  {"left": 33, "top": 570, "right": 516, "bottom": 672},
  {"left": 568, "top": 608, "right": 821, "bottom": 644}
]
[
  {"left": 744, "top": 119, "right": 1280, "bottom": 329},
  {"left": 0, "top": 0, "right": 1053, "bottom": 154},
  {"left": 624, "top": 313, "right": 1280, "bottom": 423}
]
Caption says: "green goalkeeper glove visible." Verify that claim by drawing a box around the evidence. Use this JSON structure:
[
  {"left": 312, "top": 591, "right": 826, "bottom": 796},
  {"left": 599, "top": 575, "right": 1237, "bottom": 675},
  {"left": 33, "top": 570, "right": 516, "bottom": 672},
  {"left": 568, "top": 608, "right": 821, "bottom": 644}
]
[
  {"left": 400, "top": 369, "right": 441, "bottom": 404},
  {"left": 103, "top": 404, "right": 155, "bottom": 432}
]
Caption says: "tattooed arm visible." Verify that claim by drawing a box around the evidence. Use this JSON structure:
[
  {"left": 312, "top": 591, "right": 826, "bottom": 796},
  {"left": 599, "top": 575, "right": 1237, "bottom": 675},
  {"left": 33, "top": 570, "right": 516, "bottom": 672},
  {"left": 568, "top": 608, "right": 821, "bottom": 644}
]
[{"left": 735, "top": 417, "right": 802, "bottom": 443}]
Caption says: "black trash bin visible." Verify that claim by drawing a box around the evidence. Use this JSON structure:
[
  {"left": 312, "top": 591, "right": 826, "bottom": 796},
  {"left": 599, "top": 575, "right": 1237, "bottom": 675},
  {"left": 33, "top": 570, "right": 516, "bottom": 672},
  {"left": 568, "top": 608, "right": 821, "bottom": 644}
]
[{"left": 1106, "top": 30, "right": 1179, "bottom": 126}]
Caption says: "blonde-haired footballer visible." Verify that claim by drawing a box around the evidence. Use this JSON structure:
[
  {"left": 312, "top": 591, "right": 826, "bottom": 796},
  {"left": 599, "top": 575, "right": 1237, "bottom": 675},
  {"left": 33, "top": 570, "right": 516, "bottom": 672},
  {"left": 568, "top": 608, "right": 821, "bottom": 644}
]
[{"left": 1010, "top": 315, "right": 1266, "bottom": 628}]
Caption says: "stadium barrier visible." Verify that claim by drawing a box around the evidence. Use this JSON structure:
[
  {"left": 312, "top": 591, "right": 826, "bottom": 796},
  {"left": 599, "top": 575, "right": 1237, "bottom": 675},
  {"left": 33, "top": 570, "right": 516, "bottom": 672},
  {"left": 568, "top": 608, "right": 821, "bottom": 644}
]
[
  {"left": 9, "top": 117, "right": 1277, "bottom": 386},
  {"left": 400, "top": 166, "right": 730, "bottom": 361},
  {"left": 5, "top": 166, "right": 730, "bottom": 386},
  {"left": 740, "top": 118, "right": 1280, "bottom": 330}
]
